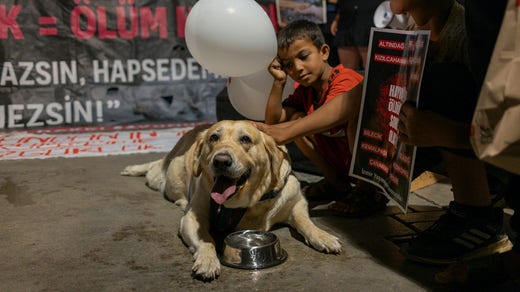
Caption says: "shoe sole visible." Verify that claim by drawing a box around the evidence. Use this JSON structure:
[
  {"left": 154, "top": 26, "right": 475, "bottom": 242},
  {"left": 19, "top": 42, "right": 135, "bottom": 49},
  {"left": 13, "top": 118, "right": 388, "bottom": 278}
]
[{"left": 402, "top": 237, "right": 514, "bottom": 266}]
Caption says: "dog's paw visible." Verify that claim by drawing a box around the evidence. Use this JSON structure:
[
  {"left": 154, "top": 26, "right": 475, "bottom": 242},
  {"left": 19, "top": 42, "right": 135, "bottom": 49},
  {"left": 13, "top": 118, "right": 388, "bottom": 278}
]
[
  {"left": 307, "top": 229, "right": 342, "bottom": 254},
  {"left": 120, "top": 166, "right": 134, "bottom": 176},
  {"left": 120, "top": 165, "right": 145, "bottom": 176},
  {"left": 174, "top": 199, "right": 188, "bottom": 211},
  {"left": 192, "top": 251, "right": 221, "bottom": 280},
  {"left": 121, "top": 161, "right": 158, "bottom": 177}
]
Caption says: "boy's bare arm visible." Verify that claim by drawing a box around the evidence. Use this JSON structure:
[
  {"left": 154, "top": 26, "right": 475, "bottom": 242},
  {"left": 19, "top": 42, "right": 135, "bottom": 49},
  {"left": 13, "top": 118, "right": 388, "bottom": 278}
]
[
  {"left": 265, "top": 58, "right": 300, "bottom": 125},
  {"left": 256, "top": 82, "right": 363, "bottom": 145},
  {"left": 265, "top": 58, "right": 287, "bottom": 124},
  {"left": 291, "top": 82, "right": 362, "bottom": 138}
]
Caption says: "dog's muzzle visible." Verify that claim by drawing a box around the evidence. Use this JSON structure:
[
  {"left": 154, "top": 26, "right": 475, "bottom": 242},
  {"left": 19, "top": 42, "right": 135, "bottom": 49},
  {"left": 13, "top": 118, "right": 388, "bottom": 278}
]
[
  {"left": 212, "top": 152, "right": 233, "bottom": 172},
  {"left": 209, "top": 151, "right": 251, "bottom": 205}
]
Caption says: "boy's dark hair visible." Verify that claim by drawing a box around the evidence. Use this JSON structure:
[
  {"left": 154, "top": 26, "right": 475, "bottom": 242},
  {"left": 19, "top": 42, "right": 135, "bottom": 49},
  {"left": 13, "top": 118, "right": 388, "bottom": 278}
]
[{"left": 277, "top": 20, "right": 325, "bottom": 50}]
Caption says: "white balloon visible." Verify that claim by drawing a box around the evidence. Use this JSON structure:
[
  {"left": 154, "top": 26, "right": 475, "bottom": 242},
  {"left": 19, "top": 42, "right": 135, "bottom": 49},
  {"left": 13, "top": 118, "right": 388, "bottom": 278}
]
[
  {"left": 185, "top": 0, "right": 277, "bottom": 77},
  {"left": 227, "top": 69, "right": 295, "bottom": 121}
]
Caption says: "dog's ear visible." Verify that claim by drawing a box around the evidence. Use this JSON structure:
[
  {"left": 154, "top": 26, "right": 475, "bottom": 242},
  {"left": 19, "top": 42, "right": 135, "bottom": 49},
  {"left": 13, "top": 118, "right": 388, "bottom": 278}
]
[
  {"left": 262, "top": 133, "right": 291, "bottom": 189},
  {"left": 191, "top": 130, "right": 207, "bottom": 177}
]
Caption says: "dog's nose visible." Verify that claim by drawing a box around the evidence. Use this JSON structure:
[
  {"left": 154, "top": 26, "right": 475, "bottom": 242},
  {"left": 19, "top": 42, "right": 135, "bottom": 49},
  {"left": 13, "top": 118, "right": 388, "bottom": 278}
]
[{"left": 213, "top": 153, "right": 232, "bottom": 170}]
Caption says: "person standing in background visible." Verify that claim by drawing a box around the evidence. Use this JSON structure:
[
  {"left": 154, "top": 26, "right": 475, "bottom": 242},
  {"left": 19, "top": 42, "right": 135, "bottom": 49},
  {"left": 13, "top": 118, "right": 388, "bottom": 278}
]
[
  {"left": 319, "top": 0, "right": 340, "bottom": 66},
  {"left": 330, "top": 0, "right": 383, "bottom": 71}
]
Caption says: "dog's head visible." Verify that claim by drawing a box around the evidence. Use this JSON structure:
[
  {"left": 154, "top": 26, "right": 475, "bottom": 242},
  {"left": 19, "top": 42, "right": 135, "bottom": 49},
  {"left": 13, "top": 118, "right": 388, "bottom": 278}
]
[{"left": 191, "top": 120, "right": 291, "bottom": 208}]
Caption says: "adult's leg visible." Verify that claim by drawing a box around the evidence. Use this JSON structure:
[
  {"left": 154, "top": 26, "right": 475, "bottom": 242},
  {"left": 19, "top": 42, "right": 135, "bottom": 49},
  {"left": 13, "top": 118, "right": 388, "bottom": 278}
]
[
  {"left": 401, "top": 149, "right": 512, "bottom": 265},
  {"left": 442, "top": 150, "right": 491, "bottom": 206},
  {"left": 337, "top": 46, "right": 362, "bottom": 70},
  {"left": 356, "top": 46, "right": 369, "bottom": 71},
  {"left": 435, "top": 174, "right": 520, "bottom": 288},
  {"left": 503, "top": 175, "right": 520, "bottom": 249}
]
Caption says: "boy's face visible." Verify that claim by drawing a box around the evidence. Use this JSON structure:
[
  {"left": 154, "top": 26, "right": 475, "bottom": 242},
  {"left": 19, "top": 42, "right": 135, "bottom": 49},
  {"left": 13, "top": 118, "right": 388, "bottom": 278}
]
[{"left": 277, "top": 37, "right": 329, "bottom": 87}]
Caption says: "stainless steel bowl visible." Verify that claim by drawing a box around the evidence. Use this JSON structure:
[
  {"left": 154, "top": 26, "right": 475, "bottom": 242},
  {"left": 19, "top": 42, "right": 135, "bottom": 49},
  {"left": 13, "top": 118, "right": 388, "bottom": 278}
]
[{"left": 220, "top": 230, "right": 287, "bottom": 269}]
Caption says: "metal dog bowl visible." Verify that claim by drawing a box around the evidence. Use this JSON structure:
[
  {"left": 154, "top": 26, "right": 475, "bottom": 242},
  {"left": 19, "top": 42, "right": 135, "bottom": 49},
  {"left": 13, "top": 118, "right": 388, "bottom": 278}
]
[{"left": 220, "top": 230, "right": 287, "bottom": 269}]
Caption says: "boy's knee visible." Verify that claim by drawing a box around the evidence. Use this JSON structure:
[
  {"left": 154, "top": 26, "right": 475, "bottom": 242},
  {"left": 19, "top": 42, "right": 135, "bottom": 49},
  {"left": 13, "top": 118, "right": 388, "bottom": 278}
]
[{"left": 294, "top": 136, "right": 316, "bottom": 156}]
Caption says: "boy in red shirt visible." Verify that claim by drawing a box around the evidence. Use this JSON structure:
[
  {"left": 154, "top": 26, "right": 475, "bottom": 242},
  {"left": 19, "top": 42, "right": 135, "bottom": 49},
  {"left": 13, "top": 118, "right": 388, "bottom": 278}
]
[{"left": 255, "top": 20, "right": 387, "bottom": 216}]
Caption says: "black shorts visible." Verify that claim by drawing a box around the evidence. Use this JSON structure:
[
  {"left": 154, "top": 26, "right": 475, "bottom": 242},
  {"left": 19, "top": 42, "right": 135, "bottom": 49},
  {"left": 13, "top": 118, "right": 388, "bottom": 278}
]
[
  {"left": 419, "top": 62, "right": 478, "bottom": 124},
  {"left": 415, "top": 62, "right": 479, "bottom": 161},
  {"left": 333, "top": 10, "right": 374, "bottom": 47}
]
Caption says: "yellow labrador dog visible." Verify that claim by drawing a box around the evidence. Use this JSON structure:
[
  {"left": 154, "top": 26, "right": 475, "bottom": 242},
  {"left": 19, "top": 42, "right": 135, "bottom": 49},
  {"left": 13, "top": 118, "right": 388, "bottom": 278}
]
[{"left": 121, "top": 120, "right": 342, "bottom": 280}]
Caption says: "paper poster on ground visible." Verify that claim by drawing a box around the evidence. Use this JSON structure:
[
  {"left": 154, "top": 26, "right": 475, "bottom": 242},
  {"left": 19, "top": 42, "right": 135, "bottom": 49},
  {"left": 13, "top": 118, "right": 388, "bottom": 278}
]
[{"left": 349, "top": 28, "right": 430, "bottom": 212}]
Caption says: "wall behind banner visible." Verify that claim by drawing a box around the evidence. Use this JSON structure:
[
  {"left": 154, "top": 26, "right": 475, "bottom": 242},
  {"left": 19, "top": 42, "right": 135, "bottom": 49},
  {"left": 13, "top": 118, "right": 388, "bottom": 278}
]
[{"left": 0, "top": 0, "right": 278, "bottom": 130}]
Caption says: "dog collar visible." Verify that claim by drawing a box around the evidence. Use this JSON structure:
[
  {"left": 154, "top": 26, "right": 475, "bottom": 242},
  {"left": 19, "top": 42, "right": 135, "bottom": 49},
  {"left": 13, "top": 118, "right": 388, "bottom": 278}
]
[
  {"left": 209, "top": 185, "right": 284, "bottom": 235},
  {"left": 260, "top": 174, "right": 289, "bottom": 201},
  {"left": 259, "top": 188, "right": 280, "bottom": 201}
]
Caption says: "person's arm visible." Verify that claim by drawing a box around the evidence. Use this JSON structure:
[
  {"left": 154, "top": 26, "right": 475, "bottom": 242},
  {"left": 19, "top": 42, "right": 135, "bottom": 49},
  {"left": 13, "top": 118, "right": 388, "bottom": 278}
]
[
  {"left": 256, "top": 81, "right": 363, "bottom": 146},
  {"left": 330, "top": 13, "right": 339, "bottom": 36},
  {"left": 265, "top": 58, "right": 296, "bottom": 125}
]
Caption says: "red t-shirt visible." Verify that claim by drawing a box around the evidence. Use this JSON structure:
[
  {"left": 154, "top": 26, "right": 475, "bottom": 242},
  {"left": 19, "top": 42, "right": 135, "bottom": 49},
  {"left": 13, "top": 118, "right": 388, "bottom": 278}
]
[{"left": 282, "top": 65, "right": 363, "bottom": 178}]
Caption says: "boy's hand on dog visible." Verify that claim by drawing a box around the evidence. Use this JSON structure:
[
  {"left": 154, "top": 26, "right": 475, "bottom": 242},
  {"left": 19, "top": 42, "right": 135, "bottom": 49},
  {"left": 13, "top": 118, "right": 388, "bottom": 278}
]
[{"left": 253, "top": 121, "right": 293, "bottom": 145}]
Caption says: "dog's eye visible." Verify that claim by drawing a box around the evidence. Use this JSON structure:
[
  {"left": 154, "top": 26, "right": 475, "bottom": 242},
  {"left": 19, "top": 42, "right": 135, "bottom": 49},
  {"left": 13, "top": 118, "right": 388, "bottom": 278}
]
[
  {"left": 209, "top": 133, "right": 219, "bottom": 142},
  {"left": 239, "top": 135, "right": 252, "bottom": 144}
]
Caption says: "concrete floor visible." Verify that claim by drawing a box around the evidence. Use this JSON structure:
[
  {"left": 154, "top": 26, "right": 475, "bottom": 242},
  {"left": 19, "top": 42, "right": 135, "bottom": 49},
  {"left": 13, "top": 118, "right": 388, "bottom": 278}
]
[{"left": 0, "top": 152, "right": 458, "bottom": 291}]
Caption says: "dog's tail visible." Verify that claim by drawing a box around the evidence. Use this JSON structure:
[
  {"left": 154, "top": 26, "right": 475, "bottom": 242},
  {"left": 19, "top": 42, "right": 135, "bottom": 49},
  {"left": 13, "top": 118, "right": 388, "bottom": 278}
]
[{"left": 120, "top": 160, "right": 161, "bottom": 177}]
